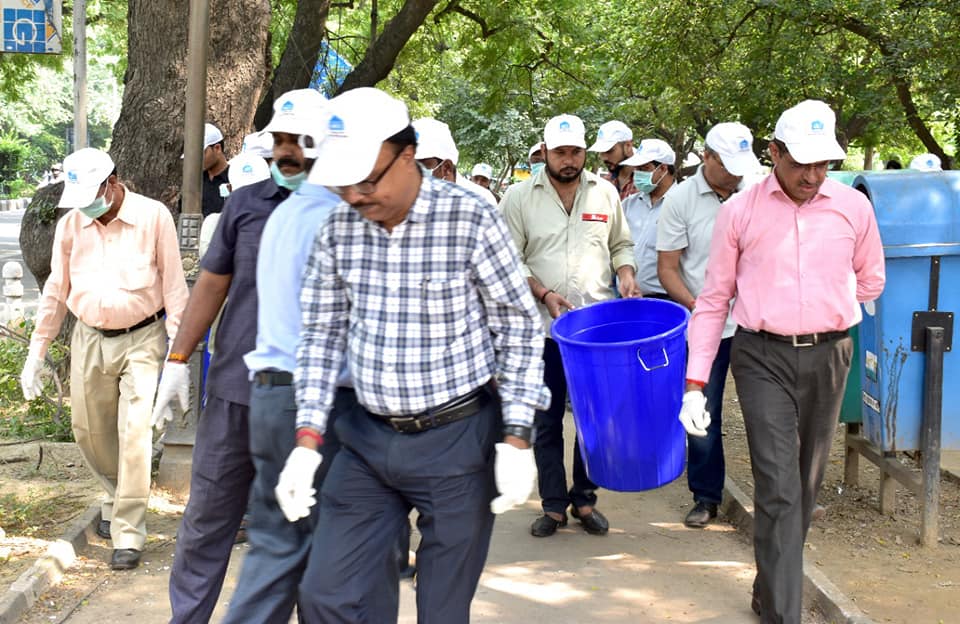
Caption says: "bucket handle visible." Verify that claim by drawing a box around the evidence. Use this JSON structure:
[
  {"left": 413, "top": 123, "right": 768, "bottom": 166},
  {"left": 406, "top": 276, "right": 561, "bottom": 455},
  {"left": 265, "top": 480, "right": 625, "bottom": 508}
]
[{"left": 637, "top": 347, "right": 670, "bottom": 371}]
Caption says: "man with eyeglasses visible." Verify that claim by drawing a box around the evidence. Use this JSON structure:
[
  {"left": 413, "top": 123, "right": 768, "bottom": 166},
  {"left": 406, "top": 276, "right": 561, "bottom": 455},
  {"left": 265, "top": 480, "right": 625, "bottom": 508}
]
[
  {"left": 500, "top": 114, "right": 639, "bottom": 539},
  {"left": 685, "top": 100, "right": 885, "bottom": 622},
  {"left": 412, "top": 117, "right": 497, "bottom": 206},
  {"left": 153, "top": 88, "right": 327, "bottom": 624},
  {"left": 275, "top": 87, "right": 549, "bottom": 623},
  {"left": 656, "top": 122, "right": 761, "bottom": 532}
]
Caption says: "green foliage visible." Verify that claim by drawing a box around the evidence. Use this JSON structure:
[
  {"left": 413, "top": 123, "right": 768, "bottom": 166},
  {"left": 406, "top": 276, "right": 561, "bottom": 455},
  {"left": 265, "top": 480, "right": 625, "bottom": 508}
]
[
  {"left": 0, "top": 320, "right": 72, "bottom": 443},
  {"left": 0, "top": 131, "right": 29, "bottom": 183}
]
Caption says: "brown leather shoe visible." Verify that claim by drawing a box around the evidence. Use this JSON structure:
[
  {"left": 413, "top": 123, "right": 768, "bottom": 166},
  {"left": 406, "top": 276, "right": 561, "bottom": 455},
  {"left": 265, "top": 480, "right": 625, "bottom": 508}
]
[{"left": 110, "top": 548, "right": 141, "bottom": 570}]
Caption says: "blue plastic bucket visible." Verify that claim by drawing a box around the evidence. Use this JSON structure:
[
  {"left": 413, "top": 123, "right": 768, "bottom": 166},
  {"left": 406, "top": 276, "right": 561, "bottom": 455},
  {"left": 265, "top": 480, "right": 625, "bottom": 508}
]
[{"left": 551, "top": 298, "right": 689, "bottom": 491}]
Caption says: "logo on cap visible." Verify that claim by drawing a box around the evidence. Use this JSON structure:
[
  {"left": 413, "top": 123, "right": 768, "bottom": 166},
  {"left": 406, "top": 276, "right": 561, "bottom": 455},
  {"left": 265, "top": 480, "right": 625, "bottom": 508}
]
[
  {"left": 281, "top": 100, "right": 294, "bottom": 113},
  {"left": 597, "top": 129, "right": 605, "bottom": 139},
  {"left": 242, "top": 164, "right": 253, "bottom": 174},
  {"left": 811, "top": 120, "right": 824, "bottom": 132},
  {"left": 328, "top": 115, "right": 345, "bottom": 135},
  {"left": 739, "top": 139, "right": 750, "bottom": 151},
  {"left": 636, "top": 144, "right": 643, "bottom": 152},
  {"left": 67, "top": 171, "right": 78, "bottom": 183},
  {"left": 559, "top": 121, "right": 571, "bottom": 132},
  {"left": 927, "top": 159, "right": 935, "bottom": 168}
]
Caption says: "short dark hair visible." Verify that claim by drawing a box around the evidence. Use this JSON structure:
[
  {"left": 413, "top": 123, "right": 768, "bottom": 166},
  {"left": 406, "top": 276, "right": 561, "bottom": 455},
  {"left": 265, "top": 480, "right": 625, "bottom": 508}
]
[
  {"left": 386, "top": 125, "right": 417, "bottom": 149},
  {"left": 772, "top": 138, "right": 789, "bottom": 155},
  {"left": 652, "top": 161, "right": 676, "bottom": 176}
]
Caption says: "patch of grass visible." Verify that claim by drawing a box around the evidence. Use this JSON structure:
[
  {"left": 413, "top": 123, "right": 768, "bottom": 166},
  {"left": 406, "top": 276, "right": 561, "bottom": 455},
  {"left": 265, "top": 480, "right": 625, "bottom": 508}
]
[{"left": 0, "top": 488, "right": 85, "bottom": 537}]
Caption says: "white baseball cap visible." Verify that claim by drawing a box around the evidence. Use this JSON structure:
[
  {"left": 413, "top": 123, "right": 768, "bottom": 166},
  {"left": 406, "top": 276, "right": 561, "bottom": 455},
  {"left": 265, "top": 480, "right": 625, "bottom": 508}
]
[
  {"left": 413, "top": 118, "right": 459, "bottom": 165},
  {"left": 620, "top": 138, "right": 676, "bottom": 167},
  {"left": 307, "top": 87, "right": 411, "bottom": 187},
  {"left": 263, "top": 88, "right": 328, "bottom": 136},
  {"left": 228, "top": 153, "right": 270, "bottom": 190},
  {"left": 204, "top": 123, "right": 224, "bottom": 148},
  {"left": 242, "top": 131, "right": 275, "bottom": 159},
  {"left": 774, "top": 100, "right": 846, "bottom": 164},
  {"left": 909, "top": 153, "right": 942, "bottom": 172},
  {"left": 528, "top": 142, "right": 543, "bottom": 159},
  {"left": 544, "top": 114, "right": 586, "bottom": 150},
  {"left": 58, "top": 148, "right": 114, "bottom": 208},
  {"left": 705, "top": 122, "right": 761, "bottom": 176},
  {"left": 471, "top": 163, "right": 493, "bottom": 179},
  {"left": 588, "top": 120, "right": 633, "bottom": 152}
]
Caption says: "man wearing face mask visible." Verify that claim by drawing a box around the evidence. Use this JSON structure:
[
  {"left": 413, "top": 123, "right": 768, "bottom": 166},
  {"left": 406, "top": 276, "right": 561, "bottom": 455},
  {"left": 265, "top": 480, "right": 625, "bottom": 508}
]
[
  {"left": 656, "top": 122, "right": 761, "bottom": 530},
  {"left": 501, "top": 114, "right": 639, "bottom": 539},
  {"left": 588, "top": 120, "right": 636, "bottom": 200},
  {"left": 529, "top": 142, "right": 545, "bottom": 176},
  {"left": 21, "top": 148, "right": 189, "bottom": 571},
  {"left": 412, "top": 117, "right": 497, "bottom": 206},
  {"left": 619, "top": 139, "right": 676, "bottom": 298},
  {"left": 152, "top": 88, "right": 326, "bottom": 624}
]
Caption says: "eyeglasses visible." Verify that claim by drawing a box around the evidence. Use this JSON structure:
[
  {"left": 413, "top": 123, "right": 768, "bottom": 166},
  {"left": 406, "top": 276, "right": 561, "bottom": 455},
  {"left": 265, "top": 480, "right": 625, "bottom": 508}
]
[{"left": 328, "top": 149, "right": 403, "bottom": 196}]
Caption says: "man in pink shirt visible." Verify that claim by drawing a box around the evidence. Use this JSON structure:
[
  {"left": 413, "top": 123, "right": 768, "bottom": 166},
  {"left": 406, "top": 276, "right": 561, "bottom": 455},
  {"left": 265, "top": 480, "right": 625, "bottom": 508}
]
[
  {"left": 682, "top": 100, "right": 885, "bottom": 623},
  {"left": 20, "top": 148, "right": 188, "bottom": 571}
]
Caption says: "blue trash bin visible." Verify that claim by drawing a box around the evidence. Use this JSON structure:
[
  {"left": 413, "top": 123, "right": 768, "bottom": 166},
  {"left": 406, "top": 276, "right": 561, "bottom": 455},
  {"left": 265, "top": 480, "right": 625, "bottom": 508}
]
[{"left": 551, "top": 298, "right": 689, "bottom": 491}]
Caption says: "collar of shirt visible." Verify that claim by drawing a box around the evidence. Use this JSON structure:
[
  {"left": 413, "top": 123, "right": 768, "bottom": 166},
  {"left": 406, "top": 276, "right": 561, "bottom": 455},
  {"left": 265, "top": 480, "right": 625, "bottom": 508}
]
[
  {"left": 81, "top": 184, "right": 138, "bottom": 228},
  {"left": 762, "top": 169, "right": 836, "bottom": 204},
  {"left": 255, "top": 176, "right": 286, "bottom": 201},
  {"left": 692, "top": 164, "right": 744, "bottom": 201},
  {"left": 530, "top": 167, "right": 598, "bottom": 193},
  {"left": 205, "top": 166, "right": 229, "bottom": 185},
  {"left": 407, "top": 170, "right": 435, "bottom": 225},
  {"left": 294, "top": 181, "right": 340, "bottom": 201}
]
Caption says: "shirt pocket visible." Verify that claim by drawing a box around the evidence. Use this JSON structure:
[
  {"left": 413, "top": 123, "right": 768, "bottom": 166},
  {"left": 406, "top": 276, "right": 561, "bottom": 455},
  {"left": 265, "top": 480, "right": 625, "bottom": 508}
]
[
  {"left": 419, "top": 275, "right": 471, "bottom": 341},
  {"left": 119, "top": 261, "right": 157, "bottom": 291}
]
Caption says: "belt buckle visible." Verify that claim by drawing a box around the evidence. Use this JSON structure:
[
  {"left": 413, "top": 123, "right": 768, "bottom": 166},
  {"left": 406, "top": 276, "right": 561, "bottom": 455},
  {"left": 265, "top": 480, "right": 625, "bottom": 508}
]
[
  {"left": 388, "top": 416, "right": 422, "bottom": 432},
  {"left": 792, "top": 334, "right": 816, "bottom": 348}
]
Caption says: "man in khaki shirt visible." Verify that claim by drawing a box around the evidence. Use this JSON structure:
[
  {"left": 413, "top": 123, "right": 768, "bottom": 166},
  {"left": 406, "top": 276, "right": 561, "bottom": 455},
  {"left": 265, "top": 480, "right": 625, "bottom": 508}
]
[
  {"left": 501, "top": 114, "right": 639, "bottom": 538},
  {"left": 21, "top": 148, "right": 188, "bottom": 571}
]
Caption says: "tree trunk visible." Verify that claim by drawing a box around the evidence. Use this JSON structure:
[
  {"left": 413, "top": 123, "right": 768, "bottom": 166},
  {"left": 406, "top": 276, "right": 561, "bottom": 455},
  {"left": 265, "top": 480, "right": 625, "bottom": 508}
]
[
  {"left": 253, "top": 0, "right": 332, "bottom": 130},
  {"left": 111, "top": 0, "right": 272, "bottom": 213}
]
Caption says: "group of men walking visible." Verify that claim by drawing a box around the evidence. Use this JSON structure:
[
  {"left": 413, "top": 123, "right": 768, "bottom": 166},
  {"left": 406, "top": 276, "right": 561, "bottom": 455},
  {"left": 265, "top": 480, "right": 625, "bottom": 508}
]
[{"left": 21, "top": 88, "right": 885, "bottom": 624}]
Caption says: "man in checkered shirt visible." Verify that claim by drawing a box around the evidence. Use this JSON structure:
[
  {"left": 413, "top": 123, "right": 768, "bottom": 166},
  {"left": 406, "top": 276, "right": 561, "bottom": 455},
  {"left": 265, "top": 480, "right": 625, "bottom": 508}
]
[{"left": 273, "top": 87, "right": 551, "bottom": 623}]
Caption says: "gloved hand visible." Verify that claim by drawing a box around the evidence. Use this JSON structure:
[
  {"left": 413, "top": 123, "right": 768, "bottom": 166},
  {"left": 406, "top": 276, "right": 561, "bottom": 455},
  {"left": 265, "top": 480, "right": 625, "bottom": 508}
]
[
  {"left": 275, "top": 446, "right": 323, "bottom": 522},
  {"left": 151, "top": 361, "right": 190, "bottom": 432},
  {"left": 679, "top": 390, "right": 711, "bottom": 437},
  {"left": 490, "top": 442, "right": 537, "bottom": 514},
  {"left": 20, "top": 356, "right": 44, "bottom": 400}
]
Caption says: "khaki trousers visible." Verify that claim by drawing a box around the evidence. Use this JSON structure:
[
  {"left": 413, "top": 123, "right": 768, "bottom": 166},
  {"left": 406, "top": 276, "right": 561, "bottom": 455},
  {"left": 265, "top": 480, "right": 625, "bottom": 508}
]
[{"left": 70, "top": 319, "right": 166, "bottom": 550}]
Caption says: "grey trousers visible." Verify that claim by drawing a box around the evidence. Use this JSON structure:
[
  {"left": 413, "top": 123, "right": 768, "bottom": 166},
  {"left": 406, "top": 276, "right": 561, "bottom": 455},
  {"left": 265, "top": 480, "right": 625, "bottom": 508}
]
[{"left": 730, "top": 329, "right": 852, "bottom": 624}]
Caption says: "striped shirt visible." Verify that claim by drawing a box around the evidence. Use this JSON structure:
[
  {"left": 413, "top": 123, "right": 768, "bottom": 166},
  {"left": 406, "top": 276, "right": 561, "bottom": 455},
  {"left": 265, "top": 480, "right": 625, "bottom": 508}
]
[{"left": 295, "top": 174, "right": 550, "bottom": 434}]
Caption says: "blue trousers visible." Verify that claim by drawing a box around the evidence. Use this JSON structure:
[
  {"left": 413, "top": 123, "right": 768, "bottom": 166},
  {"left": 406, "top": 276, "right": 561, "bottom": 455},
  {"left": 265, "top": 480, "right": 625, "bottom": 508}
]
[
  {"left": 686, "top": 336, "right": 733, "bottom": 505},
  {"left": 221, "top": 384, "right": 351, "bottom": 624},
  {"left": 298, "top": 393, "right": 498, "bottom": 624},
  {"left": 535, "top": 338, "right": 597, "bottom": 514},
  {"left": 169, "top": 397, "right": 254, "bottom": 624}
]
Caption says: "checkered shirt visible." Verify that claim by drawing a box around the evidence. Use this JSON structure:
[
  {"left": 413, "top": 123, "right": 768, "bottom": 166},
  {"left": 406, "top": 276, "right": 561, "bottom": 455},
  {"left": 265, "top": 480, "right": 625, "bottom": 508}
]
[{"left": 295, "top": 174, "right": 551, "bottom": 434}]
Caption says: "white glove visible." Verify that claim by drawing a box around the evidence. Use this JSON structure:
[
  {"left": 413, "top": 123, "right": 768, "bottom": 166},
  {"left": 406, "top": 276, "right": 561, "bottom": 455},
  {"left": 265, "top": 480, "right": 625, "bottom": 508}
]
[
  {"left": 679, "top": 390, "right": 711, "bottom": 437},
  {"left": 151, "top": 361, "right": 190, "bottom": 432},
  {"left": 490, "top": 442, "right": 537, "bottom": 514},
  {"left": 275, "top": 446, "right": 323, "bottom": 522},
  {"left": 20, "top": 356, "right": 44, "bottom": 400}
]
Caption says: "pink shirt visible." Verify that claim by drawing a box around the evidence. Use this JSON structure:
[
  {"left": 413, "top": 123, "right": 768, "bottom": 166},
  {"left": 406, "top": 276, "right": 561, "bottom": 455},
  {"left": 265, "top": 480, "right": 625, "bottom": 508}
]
[
  {"left": 29, "top": 187, "right": 189, "bottom": 359},
  {"left": 686, "top": 174, "right": 885, "bottom": 382}
]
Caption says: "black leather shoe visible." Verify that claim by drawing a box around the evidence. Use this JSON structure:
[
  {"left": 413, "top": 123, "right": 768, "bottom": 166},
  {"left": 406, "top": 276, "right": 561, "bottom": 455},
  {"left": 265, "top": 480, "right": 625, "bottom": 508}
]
[
  {"left": 684, "top": 501, "right": 718, "bottom": 528},
  {"left": 110, "top": 548, "right": 141, "bottom": 570},
  {"left": 95, "top": 519, "right": 111, "bottom": 540},
  {"left": 570, "top": 507, "right": 610, "bottom": 535},
  {"left": 399, "top": 564, "right": 417, "bottom": 580},
  {"left": 530, "top": 513, "right": 567, "bottom": 537}
]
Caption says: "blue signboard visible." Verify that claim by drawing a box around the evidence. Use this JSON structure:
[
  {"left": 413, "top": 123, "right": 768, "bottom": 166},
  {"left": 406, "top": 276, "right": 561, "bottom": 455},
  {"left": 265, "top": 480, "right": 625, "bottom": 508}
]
[
  {"left": 2, "top": 0, "right": 61, "bottom": 54},
  {"left": 309, "top": 40, "right": 352, "bottom": 96}
]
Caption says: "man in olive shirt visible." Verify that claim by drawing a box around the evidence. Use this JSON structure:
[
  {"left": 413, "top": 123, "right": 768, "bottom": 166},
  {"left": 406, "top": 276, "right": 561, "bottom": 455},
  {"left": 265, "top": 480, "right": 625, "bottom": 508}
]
[{"left": 501, "top": 114, "right": 639, "bottom": 538}]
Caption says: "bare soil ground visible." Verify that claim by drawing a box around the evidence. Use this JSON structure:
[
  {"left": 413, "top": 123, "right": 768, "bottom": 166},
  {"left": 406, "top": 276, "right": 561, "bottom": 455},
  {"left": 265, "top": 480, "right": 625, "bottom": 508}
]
[{"left": 721, "top": 377, "right": 960, "bottom": 623}]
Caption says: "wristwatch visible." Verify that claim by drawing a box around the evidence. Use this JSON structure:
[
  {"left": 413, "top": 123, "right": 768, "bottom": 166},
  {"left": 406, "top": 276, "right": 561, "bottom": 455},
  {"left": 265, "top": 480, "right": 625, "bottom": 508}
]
[{"left": 502, "top": 424, "right": 534, "bottom": 444}]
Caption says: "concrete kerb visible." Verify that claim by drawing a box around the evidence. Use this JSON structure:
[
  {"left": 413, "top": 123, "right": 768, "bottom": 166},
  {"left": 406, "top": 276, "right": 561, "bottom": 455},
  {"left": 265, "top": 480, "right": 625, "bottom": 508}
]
[
  {"left": 721, "top": 477, "right": 876, "bottom": 624},
  {"left": 0, "top": 504, "right": 100, "bottom": 624}
]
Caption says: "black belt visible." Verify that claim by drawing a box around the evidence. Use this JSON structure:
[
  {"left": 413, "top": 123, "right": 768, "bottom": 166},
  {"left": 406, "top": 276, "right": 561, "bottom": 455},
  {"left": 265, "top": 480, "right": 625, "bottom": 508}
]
[
  {"left": 738, "top": 326, "right": 848, "bottom": 348},
  {"left": 99, "top": 309, "right": 165, "bottom": 338},
  {"left": 254, "top": 370, "right": 293, "bottom": 386},
  {"left": 373, "top": 387, "right": 489, "bottom": 433}
]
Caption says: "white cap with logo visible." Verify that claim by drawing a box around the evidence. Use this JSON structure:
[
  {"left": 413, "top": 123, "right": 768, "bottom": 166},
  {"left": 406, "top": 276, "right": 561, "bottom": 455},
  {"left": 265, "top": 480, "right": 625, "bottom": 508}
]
[
  {"left": 228, "top": 153, "right": 271, "bottom": 190},
  {"left": 58, "top": 148, "right": 114, "bottom": 208},
  {"left": 242, "top": 131, "right": 275, "bottom": 160},
  {"left": 264, "top": 88, "right": 328, "bottom": 137},
  {"left": 544, "top": 114, "right": 587, "bottom": 150},
  {"left": 204, "top": 123, "right": 224, "bottom": 148},
  {"left": 705, "top": 122, "right": 761, "bottom": 177},
  {"left": 774, "top": 100, "right": 846, "bottom": 164},
  {"left": 588, "top": 120, "right": 633, "bottom": 153},
  {"left": 909, "top": 153, "right": 942, "bottom": 172},
  {"left": 528, "top": 142, "right": 543, "bottom": 159},
  {"left": 307, "top": 87, "right": 411, "bottom": 187},
  {"left": 471, "top": 163, "right": 493, "bottom": 179},
  {"left": 413, "top": 118, "right": 459, "bottom": 165},
  {"left": 620, "top": 138, "right": 676, "bottom": 167}
]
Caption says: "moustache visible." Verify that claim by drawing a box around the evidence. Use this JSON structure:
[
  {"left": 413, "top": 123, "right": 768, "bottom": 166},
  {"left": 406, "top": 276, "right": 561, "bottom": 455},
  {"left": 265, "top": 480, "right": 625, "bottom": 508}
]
[{"left": 275, "top": 157, "right": 302, "bottom": 169}]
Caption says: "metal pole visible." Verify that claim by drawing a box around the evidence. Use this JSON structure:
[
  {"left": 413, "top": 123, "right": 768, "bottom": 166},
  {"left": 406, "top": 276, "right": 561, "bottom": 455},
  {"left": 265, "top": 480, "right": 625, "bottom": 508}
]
[
  {"left": 72, "top": 0, "right": 87, "bottom": 150},
  {"left": 920, "top": 326, "right": 944, "bottom": 547},
  {"left": 157, "top": 0, "right": 210, "bottom": 497}
]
